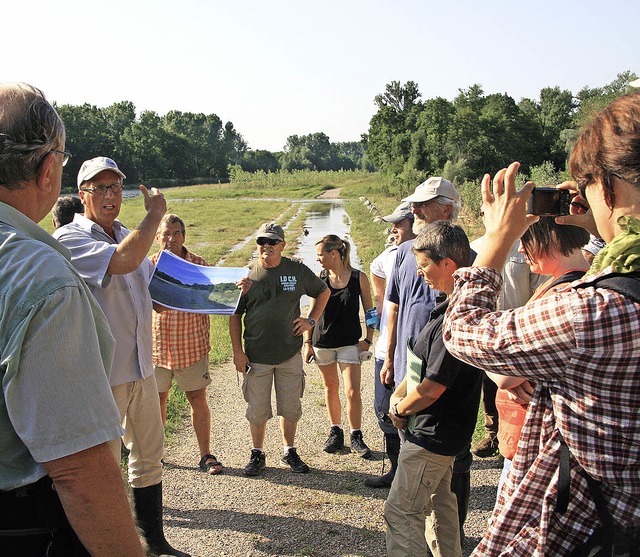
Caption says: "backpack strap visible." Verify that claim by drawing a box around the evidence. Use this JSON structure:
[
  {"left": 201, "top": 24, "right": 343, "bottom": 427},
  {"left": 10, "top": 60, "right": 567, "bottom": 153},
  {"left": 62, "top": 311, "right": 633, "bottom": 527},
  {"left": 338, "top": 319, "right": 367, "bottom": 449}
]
[
  {"left": 547, "top": 270, "right": 587, "bottom": 291},
  {"left": 575, "top": 272, "right": 640, "bottom": 304}
]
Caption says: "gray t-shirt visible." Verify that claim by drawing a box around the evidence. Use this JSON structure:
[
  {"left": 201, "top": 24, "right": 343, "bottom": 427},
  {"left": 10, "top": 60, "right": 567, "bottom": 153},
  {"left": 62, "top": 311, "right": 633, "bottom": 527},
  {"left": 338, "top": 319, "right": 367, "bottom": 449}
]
[{"left": 235, "top": 257, "right": 326, "bottom": 365}]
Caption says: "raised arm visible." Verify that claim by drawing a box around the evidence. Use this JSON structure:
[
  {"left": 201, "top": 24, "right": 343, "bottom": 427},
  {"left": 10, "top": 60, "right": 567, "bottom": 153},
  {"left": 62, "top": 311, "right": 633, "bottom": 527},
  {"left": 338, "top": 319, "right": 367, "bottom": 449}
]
[{"left": 107, "top": 186, "right": 166, "bottom": 275}]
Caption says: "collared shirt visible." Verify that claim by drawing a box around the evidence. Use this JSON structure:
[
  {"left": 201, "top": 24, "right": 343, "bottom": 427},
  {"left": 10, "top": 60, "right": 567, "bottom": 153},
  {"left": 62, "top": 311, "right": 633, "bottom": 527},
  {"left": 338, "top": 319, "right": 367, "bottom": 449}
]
[
  {"left": 0, "top": 202, "right": 122, "bottom": 490},
  {"left": 443, "top": 266, "right": 640, "bottom": 556},
  {"left": 386, "top": 240, "right": 437, "bottom": 383},
  {"left": 370, "top": 244, "right": 399, "bottom": 360},
  {"left": 150, "top": 249, "right": 210, "bottom": 370},
  {"left": 54, "top": 214, "right": 155, "bottom": 386}
]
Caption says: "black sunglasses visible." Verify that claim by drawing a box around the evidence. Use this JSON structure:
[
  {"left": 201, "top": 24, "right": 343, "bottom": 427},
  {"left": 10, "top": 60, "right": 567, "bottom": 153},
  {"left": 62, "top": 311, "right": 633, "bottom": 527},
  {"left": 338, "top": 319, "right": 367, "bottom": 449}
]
[{"left": 256, "top": 237, "right": 281, "bottom": 246}]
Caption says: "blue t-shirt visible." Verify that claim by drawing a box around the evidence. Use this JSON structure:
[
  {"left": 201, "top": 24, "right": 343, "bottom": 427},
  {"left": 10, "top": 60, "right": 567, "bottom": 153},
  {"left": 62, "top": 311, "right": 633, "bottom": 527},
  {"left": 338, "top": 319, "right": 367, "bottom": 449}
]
[{"left": 386, "top": 240, "right": 437, "bottom": 384}]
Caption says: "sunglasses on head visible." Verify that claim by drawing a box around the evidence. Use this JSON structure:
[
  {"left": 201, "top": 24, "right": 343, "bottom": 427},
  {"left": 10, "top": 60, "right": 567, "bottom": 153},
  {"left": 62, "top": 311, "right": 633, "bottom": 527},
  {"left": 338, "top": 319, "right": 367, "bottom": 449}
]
[{"left": 256, "top": 237, "right": 281, "bottom": 246}]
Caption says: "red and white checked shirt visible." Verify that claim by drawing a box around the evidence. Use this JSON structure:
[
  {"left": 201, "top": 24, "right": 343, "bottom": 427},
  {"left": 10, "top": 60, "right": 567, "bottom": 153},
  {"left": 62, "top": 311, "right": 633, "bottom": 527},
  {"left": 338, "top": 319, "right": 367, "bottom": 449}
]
[
  {"left": 151, "top": 249, "right": 210, "bottom": 370},
  {"left": 443, "top": 266, "right": 640, "bottom": 556}
]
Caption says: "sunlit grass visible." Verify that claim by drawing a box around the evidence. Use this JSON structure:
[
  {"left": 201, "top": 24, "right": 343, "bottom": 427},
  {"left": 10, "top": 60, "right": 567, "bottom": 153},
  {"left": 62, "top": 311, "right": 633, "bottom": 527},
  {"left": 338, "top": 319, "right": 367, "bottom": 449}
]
[{"left": 42, "top": 172, "right": 486, "bottom": 442}]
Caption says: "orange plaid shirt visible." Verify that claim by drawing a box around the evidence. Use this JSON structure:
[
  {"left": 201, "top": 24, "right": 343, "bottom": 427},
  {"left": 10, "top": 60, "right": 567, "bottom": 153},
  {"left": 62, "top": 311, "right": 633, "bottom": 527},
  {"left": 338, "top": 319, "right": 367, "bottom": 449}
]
[{"left": 151, "top": 249, "right": 210, "bottom": 370}]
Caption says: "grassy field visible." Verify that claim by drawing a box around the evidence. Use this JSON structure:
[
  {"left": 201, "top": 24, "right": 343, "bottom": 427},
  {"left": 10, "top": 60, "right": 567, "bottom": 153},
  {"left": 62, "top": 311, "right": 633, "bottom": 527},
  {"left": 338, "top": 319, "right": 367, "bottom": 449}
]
[{"left": 42, "top": 170, "right": 487, "bottom": 437}]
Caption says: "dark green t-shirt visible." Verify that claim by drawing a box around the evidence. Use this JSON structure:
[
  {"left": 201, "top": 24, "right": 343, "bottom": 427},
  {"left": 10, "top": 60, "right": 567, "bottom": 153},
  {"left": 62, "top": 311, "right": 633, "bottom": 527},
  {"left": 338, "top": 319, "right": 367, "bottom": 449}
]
[{"left": 235, "top": 257, "right": 327, "bottom": 365}]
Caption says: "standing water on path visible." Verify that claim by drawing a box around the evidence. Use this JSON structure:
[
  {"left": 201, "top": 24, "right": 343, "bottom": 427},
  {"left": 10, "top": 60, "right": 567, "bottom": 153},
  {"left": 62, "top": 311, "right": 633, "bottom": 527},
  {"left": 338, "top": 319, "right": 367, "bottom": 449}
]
[
  {"left": 295, "top": 200, "right": 361, "bottom": 273},
  {"left": 295, "top": 199, "right": 361, "bottom": 308}
]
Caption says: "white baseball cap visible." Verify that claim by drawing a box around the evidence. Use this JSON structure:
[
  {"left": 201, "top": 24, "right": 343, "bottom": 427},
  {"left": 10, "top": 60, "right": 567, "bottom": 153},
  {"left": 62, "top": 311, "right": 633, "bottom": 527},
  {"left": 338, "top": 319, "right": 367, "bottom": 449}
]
[
  {"left": 77, "top": 157, "right": 126, "bottom": 188},
  {"left": 402, "top": 177, "right": 459, "bottom": 204}
]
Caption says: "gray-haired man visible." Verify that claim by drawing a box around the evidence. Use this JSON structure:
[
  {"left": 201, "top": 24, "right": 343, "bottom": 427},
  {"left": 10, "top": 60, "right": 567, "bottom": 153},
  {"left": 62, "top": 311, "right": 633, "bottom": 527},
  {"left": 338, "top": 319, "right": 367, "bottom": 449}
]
[{"left": 0, "top": 83, "right": 145, "bottom": 556}]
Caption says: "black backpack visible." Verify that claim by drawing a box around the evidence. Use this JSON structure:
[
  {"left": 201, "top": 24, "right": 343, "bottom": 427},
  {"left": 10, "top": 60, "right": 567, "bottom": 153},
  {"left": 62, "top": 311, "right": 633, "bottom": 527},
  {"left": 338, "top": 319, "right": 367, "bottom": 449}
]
[{"left": 556, "top": 272, "right": 640, "bottom": 556}]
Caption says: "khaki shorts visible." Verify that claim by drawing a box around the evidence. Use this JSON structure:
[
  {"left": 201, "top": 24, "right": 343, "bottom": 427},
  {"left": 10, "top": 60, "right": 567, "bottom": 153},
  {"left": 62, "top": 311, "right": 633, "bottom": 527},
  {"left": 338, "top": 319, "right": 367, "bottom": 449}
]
[
  {"left": 154, "top": 355, "right": 211, "bottom": 393},
  {"left": 242, "top": 353, "right": 305, "bottom": 424},
  {"left": 313, "top": 344, "right": 360, "bottom": 366}
]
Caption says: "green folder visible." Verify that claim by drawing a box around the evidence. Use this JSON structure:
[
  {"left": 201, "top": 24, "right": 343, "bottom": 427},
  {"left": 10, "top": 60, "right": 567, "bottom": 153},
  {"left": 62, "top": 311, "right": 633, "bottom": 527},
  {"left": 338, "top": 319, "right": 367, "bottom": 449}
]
[{"left": 406, "top": 337, "right": 424, "bottom": 434}]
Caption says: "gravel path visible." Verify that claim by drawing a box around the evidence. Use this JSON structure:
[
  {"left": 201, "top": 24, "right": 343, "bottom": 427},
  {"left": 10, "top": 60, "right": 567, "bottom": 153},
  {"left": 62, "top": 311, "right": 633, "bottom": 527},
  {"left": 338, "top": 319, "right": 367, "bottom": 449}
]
[{"left": 160, "top": 357, "right": 502, "bottom": 557}]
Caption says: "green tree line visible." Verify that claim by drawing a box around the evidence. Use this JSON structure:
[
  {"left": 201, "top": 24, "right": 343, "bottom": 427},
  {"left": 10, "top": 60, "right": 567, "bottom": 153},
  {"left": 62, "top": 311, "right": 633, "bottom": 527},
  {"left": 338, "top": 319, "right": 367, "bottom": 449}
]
[
  {"left": 56, "top": 71, "right": 636, "bottom": 192},
  {"left": 364, "top": 71, "right": 638, "bottom": 195},
  {"left": 56, "top": 104, "right": 368, "bottom": 190}
]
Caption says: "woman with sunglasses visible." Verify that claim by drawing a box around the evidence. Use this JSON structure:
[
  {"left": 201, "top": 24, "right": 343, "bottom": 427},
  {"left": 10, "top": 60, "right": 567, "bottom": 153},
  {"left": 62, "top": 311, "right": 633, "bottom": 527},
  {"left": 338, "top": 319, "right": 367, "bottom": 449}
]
[
  {"left": 304, "top": 234, "right": 376, "bottom": 458},
  {"left": 443, "top": 92, "right": 640, "bottom": 555}
]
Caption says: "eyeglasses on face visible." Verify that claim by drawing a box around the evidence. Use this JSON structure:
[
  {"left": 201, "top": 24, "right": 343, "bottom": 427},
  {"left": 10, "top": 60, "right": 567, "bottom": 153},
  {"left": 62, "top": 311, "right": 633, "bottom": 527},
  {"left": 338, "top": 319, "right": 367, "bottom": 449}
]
[
  {"left": 52, "top": 149, "right": 72, "bottom": 167},
  {"left": 81, "top": 183, "right": 123, "bottom": 195},
  {"left": 256, "top": 237, "right": 281, "bottom": 246}
]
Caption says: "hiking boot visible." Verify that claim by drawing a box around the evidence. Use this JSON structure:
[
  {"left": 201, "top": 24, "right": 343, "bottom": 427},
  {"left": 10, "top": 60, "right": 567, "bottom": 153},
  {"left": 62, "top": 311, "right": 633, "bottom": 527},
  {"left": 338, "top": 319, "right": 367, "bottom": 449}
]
[
  {"left": 243, "top": 449, "right": 266, "bottom": 476},
  {"left": 471, "top": 435, "right": 499, "bottom": 458},
  {"left": 323, "top": 426, "right": 345, "bottom": 453},
  {"left": 350, "top": 430, "right": 372, "bottom": 459},
  {"left": 363, "top": 469, "right": 395, "bottom": 488},
  {"left": 281, "top": 448, "right": 310, "bottom": 473}
]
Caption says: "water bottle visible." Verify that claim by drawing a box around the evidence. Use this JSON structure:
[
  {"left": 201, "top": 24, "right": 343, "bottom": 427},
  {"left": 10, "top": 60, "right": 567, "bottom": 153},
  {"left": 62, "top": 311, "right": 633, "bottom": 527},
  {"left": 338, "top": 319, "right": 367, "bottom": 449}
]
[{"left": 365, "top": 308, "right": 380, "bottom": 330}]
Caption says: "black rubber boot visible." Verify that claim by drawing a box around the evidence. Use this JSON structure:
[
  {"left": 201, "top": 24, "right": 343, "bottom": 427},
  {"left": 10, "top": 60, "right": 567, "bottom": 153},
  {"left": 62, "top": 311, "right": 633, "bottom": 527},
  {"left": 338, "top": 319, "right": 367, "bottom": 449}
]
[
  {"left": 132, "top": 483, "right": 190, "bottom": 557},
  {"left": 363, "top": 432, "right": 400, "bottom": 488},
  {"left": 450, "top": 470, "right": 471, "bottom": 543}
]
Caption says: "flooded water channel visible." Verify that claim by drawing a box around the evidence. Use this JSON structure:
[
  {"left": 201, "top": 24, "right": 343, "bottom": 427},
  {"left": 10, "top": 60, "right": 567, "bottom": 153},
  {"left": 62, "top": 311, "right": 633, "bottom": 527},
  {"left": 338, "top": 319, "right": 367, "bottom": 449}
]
[
  {"left": 293, "top": 199, "right": 361, "bottom": 272},
  {"left": 126, "top": 188, "right": 360, "bottom": 273}
]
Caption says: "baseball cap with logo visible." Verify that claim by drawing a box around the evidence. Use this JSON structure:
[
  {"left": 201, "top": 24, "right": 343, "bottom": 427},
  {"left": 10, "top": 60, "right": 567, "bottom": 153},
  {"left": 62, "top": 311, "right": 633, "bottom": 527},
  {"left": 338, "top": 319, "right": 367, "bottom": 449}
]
[
  {"left": 77, "top": 157, "right": 126, "bottom": 188},
  {"left": 402, "top": 177, "right": 459, "bottom": 204},
  {"left": 256, "top": 223, "right": 285, "bottom": 242},
  {"left": 381, "top": 201, "right": 415, "bottom": 224}
]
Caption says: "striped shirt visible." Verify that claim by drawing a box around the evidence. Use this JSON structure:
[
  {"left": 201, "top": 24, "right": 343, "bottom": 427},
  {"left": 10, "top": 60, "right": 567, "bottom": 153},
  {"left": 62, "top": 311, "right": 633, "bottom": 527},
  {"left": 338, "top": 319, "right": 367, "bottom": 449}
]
[
  {"left": 443, "top": 266, "right": 640, "bottom": 556},
  {"left": 151, "top": 249, "right": 210, "bottom": 370}
]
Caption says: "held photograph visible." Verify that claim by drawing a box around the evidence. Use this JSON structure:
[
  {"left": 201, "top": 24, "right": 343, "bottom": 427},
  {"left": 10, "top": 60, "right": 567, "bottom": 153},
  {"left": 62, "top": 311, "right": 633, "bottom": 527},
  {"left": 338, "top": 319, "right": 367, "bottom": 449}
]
[{"left": 149, "top": 250, "right": 249, "bottom": 314}]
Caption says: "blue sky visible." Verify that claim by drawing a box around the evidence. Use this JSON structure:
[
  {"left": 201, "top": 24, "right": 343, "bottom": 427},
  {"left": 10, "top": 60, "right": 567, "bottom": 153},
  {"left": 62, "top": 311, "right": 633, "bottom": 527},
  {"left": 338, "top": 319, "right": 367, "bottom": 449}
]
[{"left": 5, "top": 0, "right": 638, "bottom": 152}]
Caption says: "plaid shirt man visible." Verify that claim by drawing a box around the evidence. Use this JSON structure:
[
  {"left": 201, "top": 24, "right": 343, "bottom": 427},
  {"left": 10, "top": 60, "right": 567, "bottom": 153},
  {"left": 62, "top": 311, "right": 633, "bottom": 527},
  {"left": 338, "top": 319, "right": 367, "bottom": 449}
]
[
  {"left": 443, "top": 266, "right": 640, "bottom": 556},
  {"left": 151, "top": 249, "right": 210, "bottom": 370}
]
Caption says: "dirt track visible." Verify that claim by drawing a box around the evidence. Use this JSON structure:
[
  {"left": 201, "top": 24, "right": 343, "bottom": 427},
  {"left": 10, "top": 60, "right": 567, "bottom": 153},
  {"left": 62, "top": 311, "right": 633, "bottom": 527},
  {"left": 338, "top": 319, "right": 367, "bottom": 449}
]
[{"left": 160, "top": 357, "right": 502, "bottom": 557}]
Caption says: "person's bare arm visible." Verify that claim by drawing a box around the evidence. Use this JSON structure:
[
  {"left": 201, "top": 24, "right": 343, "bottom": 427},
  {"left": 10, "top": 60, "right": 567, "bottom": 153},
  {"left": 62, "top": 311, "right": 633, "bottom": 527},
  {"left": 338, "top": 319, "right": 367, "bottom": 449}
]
[
  {"left": 107, "top": 186, "right": 167, "bottom": 275},
  {"left": 44, "top": 443, "right": 145, "bottom": 557},
  {"left": 293, "top": 288, "right": 330, "bottom": 336},
  {"left": 229, "top": 313, "right": 249, "bottom": 374},
  {"left": 485, "top": 370, "right": 527, "bottom": 390},
  {"left": 370, "top": 272, "right": 386, "bottom": 316},
  {"left": 380, "top": 302, "right": 399, "bottom": 385},
  {"left": 359, "top": 272, "right": 375, "bottom": 348},
  {"left": 393, "top": 377, "right": 447, "bottom": 417}
]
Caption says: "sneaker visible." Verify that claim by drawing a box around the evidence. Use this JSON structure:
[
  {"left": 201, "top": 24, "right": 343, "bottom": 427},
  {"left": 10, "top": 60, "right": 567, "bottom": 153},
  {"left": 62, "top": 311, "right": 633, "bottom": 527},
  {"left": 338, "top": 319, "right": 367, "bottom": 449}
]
[
  {"left": 363, "top": 469, "right": 395, "bottom": 488},
  {"left": 280, "top": 448, "right": 310, "bottom": 473},
  {"left": 323, "top": 426, "right": 345, "bottom": 453},
  {"left": 243, "top": 449, "right": 266, "bottom": 476},
  {"left": 350, "top": 431, "right": 372, "bottom": 459},
  {"left": 471, "top": 435, "right": 499, "bottom": 458}
]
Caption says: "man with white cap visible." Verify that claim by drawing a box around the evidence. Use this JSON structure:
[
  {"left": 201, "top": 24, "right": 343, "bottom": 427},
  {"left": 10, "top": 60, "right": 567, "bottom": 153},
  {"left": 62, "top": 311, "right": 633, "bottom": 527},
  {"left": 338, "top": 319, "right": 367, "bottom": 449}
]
[
  {"left": 377, "top": 177, "right": 472, "bottom": 545},
  {"left": 54, "top": 157, "right": 189, "bottom": 557},
  {"left": 364, "top": 202, "right": 415, "bottom": 488}
]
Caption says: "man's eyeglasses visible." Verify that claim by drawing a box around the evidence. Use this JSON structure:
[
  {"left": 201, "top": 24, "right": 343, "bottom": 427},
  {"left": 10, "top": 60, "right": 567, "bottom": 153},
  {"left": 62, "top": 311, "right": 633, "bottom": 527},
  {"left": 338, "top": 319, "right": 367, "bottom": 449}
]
[
  {"left": 52, "top": 150, "right": 72, "bottom": 167},
  {"left": 256, "top": 237, "right": 281, "bottom": 246},
  {"left": 81, "top": 183, "right": 123, "bottom": 195}
]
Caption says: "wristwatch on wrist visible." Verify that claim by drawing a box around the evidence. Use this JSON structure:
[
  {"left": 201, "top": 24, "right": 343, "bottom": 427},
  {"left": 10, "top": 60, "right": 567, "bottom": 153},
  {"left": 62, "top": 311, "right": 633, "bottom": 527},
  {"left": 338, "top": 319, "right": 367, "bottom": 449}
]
[
  {"left": 362, "top": 338, "right": 372, "bottom": 345},
  {"left": 307, "top": 317, "right": 316, "bottom": 327},
  {"left": 392, "top": 403, "right": 405, "bottom": 418}
]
